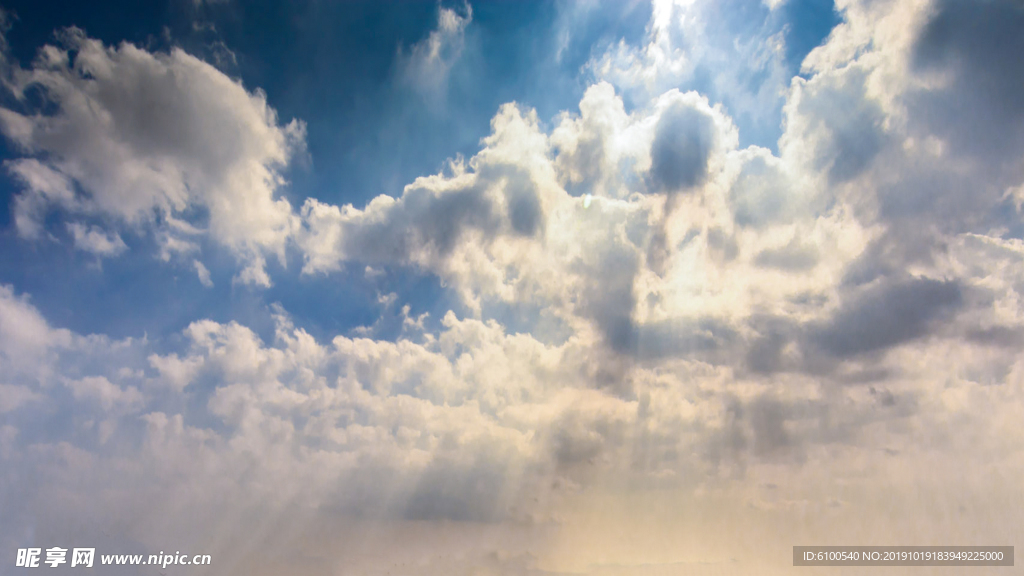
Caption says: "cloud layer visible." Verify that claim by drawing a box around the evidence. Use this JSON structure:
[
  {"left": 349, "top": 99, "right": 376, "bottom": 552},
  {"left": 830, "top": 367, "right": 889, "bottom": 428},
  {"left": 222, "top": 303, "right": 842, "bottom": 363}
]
[{"left": 1, "top": 0, "right": 1023, "bottom": 573}]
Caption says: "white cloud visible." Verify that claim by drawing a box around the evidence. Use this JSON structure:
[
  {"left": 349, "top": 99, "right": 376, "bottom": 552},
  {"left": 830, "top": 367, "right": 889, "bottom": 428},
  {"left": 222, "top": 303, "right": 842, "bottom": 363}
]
[
  {"left": 194, "top": 259, "right": 214, "bottom": 287},
  {"left": 63, "top": 375, "right": 143, "bottom": 412},
  {"left": 4, "top": 158, "right": 77, "bottom": 238},
  {"left": 148, "top": 351, "right": 204, "bottom": 391},
  {"left": 0, "top": 29, "right": 306, "bottom": 284},
  {"left": 0, "top": 284, "right": 72, "bottom": 366},
  {"left": 67, "top": 222, "right": 128, "bottom": 257},
  {"left": 0, "top": 384, "right": 41, "bottom": 413},
  {"left": 1, "top": 267, "right": 1022, "bottom": 571}
]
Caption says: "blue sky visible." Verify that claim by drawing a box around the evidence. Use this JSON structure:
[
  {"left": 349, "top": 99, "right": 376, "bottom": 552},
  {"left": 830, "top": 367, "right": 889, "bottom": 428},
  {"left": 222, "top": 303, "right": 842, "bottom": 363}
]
[{"left": 1, "top": 0, "right": 1022, "bottom": 574}]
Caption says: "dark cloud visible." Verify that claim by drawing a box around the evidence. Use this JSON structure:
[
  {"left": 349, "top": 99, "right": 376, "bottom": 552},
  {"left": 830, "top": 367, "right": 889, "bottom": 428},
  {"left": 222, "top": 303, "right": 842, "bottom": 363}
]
[
  {"left": 873, "top": 167, "right": 998, "bottom": 231},
  {"left": 807, "top": 276, "right": 964, "bottom": 358},
  {"left": 333, "top": 161, "right": 549, "bottom": 272},
  {"left": 649, "top": 101, "right": 717, "bottom": 193},
  {"left": 854, "top": 0, "right": 1024, "bottom": 237},
  {"left": 547, "top": 407, "right": 632, "bottom": 484},
  {"left": 965, "top": 325, "right": 1024, "bottom": 348},
  {"left": 702, "top": 396, "right": 749, "bottom": 469},
  {"left": 504, "top": 174, "right": 544, "bottom": 236},
  {"left": 840, "top": 232, "right": 945, "bottom": 287},
  {"left": 745, "top": 332, "right": 790, "bottom": 375},
  {"left": 911, "top": 0, "right": 1024, "bottom": 162},
  {"left": 576, "top": 242, "right": 640, "bottom": 355},
  {"left": 379, "top": 185, "right": 497, "bottom": 258},
  {"left": 741, "top": 314, "right": 801, "bottom": 375},
  {"left": 343, "top": 176, "right": 499, "bottom": 264}
]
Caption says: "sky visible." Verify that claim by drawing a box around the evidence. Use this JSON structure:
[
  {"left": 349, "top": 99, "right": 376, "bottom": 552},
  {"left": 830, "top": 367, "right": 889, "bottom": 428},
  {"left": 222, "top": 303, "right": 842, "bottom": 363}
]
[{"left": 0, "top": 0, "right": 1022, "bottom": 574}]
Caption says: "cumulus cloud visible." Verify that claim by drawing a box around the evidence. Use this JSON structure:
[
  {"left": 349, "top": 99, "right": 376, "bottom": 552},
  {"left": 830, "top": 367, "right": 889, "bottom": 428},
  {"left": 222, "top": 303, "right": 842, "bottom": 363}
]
[
  {"left": 549, "top": 82, "right": 639, "bottom": 200},
  {"left": 648, "top": 98, "right": 718, "bottom": 193},
  {"left": 728, "top": 146, "right": 811, "bottom": 227},
  {"left": 780, "top": 61, "right": 889, "bottom": 186},
  {"left": 296, "top": 103, "right": 564, "bottom": 314},
  {"left": 63, "top": 375, "right": 144, "bottom": 412},
  {"left": 0, "top": 28, "right": 306, "bottom": 284},
  {"left": 3, "top": 249, "right": 1024, "bottom": 570},
  {"left": 0, "top": 285, "right": 72, "bottom": 368}
]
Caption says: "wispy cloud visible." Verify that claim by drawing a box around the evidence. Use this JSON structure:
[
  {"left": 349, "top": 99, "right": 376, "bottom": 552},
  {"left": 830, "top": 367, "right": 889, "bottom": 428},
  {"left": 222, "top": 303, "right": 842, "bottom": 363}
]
[{"left": 397, "top": 2, "right": 473, "bottom": 100}]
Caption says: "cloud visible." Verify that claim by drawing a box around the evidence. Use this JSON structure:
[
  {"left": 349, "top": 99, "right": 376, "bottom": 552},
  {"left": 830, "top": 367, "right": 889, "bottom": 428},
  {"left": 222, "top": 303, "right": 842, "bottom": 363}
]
[
  {"left": 0, "top": 384, "right": 41, "bottom": 413},
  {"left": 807, "top": 276, "right": 965, "bottom": 359},
  {"left": 728, "top": 146, "right": 811, "bottom": 227},
  {"left": 780, "top": 61, "right": 889, "bottom": 185},
  {"left": 397, "top": 2, "right": 473, "bottom": 98},
  {"left": 0, "top": 285, "right": 72, "bottom": 367},
  {"left": 4, "top": 158, "right": 77, "bottom": 238},
  {"left": 549, "top": 82, "right": 639, "bottom": 200},
  {"left": 296, "top": 103, "right": 562, "bottom": 312},
  {"left": 3, "top": 1, "right": 1024, "bottom": 572},
  {"left": 753, "top": 236, "right": 818, "bottom": 271},
  {"left": 3, "top": 271, "right": 1023, "bottom": 572},
  {"left": 648, "top": 95, "right": 720, "bottom": 193},
  {"left": 63, "top": 375, "right": 143, "bottom": 412},
  {"left": 193, "top": 259, "right": 214, "bottom": 287},
  {"left": 910, "top": 0, "right": 1024, "bottom": 163},
  {"left": 0, "top": 28, "right": 306, "bottom": 284},
  {"left": 148, "top": 351, "right": 203, "bottom": 391},
  {"left": 67, "top": 222, "right": 128, "bottom": 257}
]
